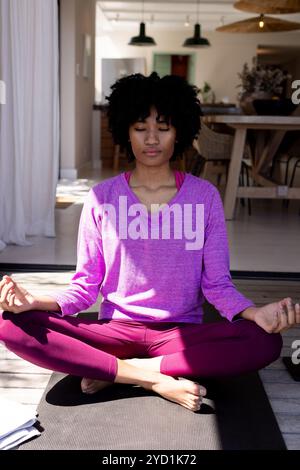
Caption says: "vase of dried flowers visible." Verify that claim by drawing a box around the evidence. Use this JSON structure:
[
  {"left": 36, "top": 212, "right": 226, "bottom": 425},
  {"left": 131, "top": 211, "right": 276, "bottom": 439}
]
[{"left": 237, "top": 57, "right": 291, "bottom": 114}]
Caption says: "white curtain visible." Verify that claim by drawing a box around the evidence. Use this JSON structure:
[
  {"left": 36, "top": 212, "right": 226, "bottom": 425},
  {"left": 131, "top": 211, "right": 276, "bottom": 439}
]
[{"left": 0, "top": 0, "right": 59, "bottom": 250}]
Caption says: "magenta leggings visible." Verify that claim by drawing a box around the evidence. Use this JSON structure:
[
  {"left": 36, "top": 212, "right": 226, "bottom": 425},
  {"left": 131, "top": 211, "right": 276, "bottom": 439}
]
[{"left": 0, "top": 311, "right": 282, "bottom": 382}]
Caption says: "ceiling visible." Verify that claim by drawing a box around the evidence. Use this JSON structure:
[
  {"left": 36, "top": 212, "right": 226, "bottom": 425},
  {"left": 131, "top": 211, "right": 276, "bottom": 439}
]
[{"left": 97, "top": 0, "right": 300, "bottom": 32}]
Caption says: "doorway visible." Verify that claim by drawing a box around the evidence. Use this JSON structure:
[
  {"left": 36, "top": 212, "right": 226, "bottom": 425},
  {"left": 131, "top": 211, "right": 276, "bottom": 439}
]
[
  {"left": 153, "top": 53, "right": 195, "bottom": 83},
  {"left": 171, "top": 55, "right": 189, "bottom": 79}
]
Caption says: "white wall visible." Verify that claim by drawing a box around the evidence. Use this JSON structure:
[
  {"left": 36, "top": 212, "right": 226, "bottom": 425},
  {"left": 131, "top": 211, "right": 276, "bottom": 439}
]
[
  {"left": 60, "top": 0, "right": 76, "bottom": 177},
  {"left": 60, "top": 0, "right": 96, "bottom": 179},
  {"left": 96, "top": 26, "right": 300, "bottom": 104}
]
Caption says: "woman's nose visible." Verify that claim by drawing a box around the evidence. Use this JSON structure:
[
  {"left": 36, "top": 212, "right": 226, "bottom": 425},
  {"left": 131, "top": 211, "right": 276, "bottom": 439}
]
[{"left": 145, "top": 129, "right": 159, "bottom": 144}]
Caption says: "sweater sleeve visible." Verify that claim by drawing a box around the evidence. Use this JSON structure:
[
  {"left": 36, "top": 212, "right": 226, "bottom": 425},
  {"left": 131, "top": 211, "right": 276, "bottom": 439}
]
[
  {"left": 50, "top": 189, "right": 105, "bottom": 316},
  {"left": 201, "top": 187, "right": 255, "bottom": 322}
]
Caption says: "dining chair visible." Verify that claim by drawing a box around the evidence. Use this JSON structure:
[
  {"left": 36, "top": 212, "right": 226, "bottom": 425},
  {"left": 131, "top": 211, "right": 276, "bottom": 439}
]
[
  {"left": 289, "top": 158, "right": 300, "bottom": 215},
  {"left": 192, "top": 122, "right": 252, "bottom": 215},
  {"left": 290, "top": 158, "right": 300, "bottom": 188},
  {"left": 270, "top": 153, "right": 295, "bottom": 186},
  {"left": 270, "top": 128, "right": 300, "bottom": 186},
  {"left": 193, "top": 122, "right": 232, "bottom": 185}
]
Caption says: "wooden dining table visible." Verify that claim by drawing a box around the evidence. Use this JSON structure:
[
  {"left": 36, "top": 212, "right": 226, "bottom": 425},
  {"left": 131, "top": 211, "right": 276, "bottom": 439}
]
[{"left": 204, "top": 115, "right": 300, "bottom": 220}]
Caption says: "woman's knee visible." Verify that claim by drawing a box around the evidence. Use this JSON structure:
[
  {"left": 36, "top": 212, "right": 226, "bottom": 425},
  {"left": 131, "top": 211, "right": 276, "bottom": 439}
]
[
  {"left": 234, "top": 319, "right": 282, "bottom": 367},
  {"left": 0, "top": 310, "right": 43, "bottom": 346},
  {"left": 0, "top": 311, "right": 25, "bottom": 344},
  {"left": 243, "top": 320, "right": 282, "bottom": 366},
  {"left": 263, "top": 331, "right": 283, "bottom": 363}
]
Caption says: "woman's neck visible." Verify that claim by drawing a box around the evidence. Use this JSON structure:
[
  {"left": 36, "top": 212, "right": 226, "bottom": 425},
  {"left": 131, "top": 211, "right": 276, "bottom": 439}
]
[{"left": 129, "top": 166, "right": 175, "bottom": 190}]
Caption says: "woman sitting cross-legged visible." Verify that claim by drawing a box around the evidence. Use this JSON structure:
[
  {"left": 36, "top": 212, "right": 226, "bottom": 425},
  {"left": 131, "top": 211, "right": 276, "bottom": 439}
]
[{"left": 0, "top": 72, "right": 299, "bottom": 412}]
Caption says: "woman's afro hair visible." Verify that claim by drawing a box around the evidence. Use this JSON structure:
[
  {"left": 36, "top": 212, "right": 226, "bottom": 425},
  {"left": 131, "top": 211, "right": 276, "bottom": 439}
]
[{"left": 106, "top": 72, "right": 202, "bottom": 162}]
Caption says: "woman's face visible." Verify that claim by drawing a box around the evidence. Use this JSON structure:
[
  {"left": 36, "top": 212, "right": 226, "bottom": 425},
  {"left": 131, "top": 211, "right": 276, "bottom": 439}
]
[{"left": 128, "top": 107, "right": 177, "bottom": 167}]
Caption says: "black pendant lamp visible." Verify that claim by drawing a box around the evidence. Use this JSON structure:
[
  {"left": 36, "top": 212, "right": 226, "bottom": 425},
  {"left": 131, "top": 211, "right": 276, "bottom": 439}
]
[
  {"left": 183, "top": 0, "right": 210, "bottom": 48},
  {"left": 129, "top": 1, "right": 156, "bottom": 46}
]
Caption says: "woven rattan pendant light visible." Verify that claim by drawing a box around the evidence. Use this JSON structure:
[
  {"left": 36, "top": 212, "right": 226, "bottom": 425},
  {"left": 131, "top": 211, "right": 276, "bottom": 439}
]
[
  {"left": 234, "top": 0, "right": 300, "bottom": 15},
  {"left": 216, "top": 14, "right": 300, "bottom": 32}
]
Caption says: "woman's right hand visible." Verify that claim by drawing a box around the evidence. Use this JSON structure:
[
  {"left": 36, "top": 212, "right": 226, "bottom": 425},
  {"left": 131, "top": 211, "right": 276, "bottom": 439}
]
[{"left": 0, "top": 275, "right": 37, "bottom": 314}]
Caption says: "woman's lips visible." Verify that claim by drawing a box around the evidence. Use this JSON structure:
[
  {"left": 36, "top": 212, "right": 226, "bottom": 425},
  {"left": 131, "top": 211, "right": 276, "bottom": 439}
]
[{"left": 144, "top": 150, "right": 161, "bottom": 156}]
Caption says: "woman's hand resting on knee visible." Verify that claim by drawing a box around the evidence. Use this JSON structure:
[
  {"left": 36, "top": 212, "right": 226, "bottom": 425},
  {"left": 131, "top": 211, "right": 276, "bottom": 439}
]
[
  {"left": 241, "top": 297, "right": 300, "bottom": 334},
  {"left": 0, "top": 275, "right": 37, "bottom": 313},
  {"left": 0, "top": 275, "right": 61, "bottom": 314}
]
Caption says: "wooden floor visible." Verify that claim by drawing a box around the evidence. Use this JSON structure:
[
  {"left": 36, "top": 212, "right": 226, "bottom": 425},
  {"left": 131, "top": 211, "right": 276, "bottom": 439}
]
[{"left": 0, "top": 275, "right": 300, "bottom": 449}]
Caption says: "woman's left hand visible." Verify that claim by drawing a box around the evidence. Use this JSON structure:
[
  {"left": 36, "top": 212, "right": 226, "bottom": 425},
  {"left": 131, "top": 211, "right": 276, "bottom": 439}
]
[{"left": 254, "top": 298, "right": 300, "bottom": 334}]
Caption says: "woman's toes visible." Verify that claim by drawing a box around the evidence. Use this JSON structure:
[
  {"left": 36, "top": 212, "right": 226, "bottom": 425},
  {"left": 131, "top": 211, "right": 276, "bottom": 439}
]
[
  {"left": 81, "top": 377, "right": 113, "bottom": 394},
  {"left": 186, "top": 401, "right": 200, "bottom": 412},
  {"left": 192, "top": 400, "right": 202, "bottom": 412},
  {"left": 178, "top": 378, "right": 206, "bottom": 398},
  {"left": 193, "top": 383, "right": 206, "bottom": 397},
  {"left": 188, "top": 394, "right": 202, "bottom": 411},
  {"left": 81, "top": 377, "right": 92, "bottom": 393},
  {"left": 193, "top": 396, "right": 201, "bottom": 406},
  {"left": 195, "top": 403, "right": 201, "bottom": 412},
  {"left": 81, "top": 378, "right": 100, "bottom": 394}
]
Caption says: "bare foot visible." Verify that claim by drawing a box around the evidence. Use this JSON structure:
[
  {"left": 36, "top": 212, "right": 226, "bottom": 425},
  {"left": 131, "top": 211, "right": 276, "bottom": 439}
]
[
  {"left": 114, "top": 359, "right": 206, "bottom": 412},
  {"left": 81, "top": 377, "right": 113, "bottom": 394},
  {"left": 125, "top": 356, "right": 163, "bottom": 372},
  {"left": 151, "top": 376, "right": 206, "bottom": 412}
]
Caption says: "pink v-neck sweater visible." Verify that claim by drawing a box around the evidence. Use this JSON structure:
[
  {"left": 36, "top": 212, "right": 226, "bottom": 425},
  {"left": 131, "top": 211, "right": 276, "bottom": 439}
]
[{"left": 53, "top": 172, "right": 254, "bottom": 323}]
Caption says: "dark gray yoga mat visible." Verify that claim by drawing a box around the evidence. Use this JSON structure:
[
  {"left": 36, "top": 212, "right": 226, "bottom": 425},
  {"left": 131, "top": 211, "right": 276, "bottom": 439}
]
[{"left": 20, "top": 370, "right": 286, "bottom": 450}]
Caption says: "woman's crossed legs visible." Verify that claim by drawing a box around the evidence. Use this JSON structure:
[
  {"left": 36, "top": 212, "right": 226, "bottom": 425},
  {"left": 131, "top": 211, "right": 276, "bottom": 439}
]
[{"left": 0, "top": 311, "right": 282, "bottom": 411}]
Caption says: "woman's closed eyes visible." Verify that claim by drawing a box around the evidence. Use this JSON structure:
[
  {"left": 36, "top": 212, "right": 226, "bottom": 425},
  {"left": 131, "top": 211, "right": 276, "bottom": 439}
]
[
  {"left": 134, "top": 126, "right": 170, "bottom": 132},
  {"left": 134, "top": 116, "right": 171, "bottom": 132},
  {"left": 134, "top": 121, "right": 170, "bottom": 131}
]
